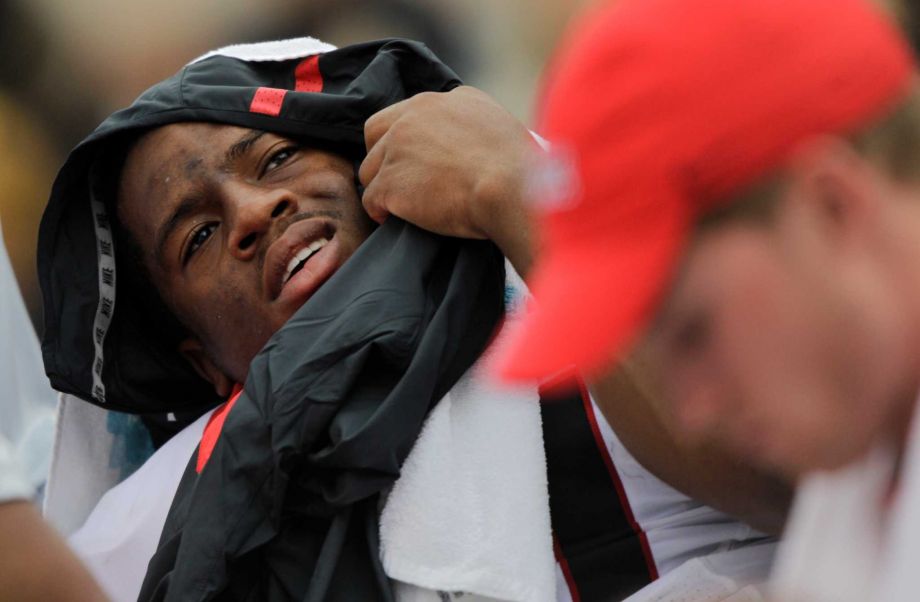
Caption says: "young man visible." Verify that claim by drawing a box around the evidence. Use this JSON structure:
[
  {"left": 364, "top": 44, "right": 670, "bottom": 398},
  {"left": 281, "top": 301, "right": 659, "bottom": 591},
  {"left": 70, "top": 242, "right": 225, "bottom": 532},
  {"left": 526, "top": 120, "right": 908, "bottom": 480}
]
[
  {"left": 479, "top": 0, "right": 920, "bottom": 599},
  {"left": 40, "top": 38, "right": 782, "bottom": 601}
]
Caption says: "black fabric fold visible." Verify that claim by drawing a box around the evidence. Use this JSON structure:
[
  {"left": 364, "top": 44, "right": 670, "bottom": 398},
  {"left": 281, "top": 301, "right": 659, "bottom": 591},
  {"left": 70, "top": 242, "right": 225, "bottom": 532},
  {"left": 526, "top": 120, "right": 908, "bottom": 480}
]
[{"left": 139, "top": 219, "right": 506, "bottom": 601}]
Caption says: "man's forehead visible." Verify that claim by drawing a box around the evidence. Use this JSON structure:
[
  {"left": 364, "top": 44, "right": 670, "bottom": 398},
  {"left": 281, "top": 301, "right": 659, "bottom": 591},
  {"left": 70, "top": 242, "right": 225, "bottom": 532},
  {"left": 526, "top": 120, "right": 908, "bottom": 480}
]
[
  {"left": 119, "top": 124, "right": 248, "bottom": 205},
  {"left": 129, "top": 122, "right": 249, "bottom": 172}
]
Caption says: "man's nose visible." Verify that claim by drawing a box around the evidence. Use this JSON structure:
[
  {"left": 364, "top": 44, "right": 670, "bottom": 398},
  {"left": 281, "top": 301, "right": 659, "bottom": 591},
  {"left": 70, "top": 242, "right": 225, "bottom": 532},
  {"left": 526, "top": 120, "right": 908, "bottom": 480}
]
[{"left": 223, "top": 182, "right": 297, "bottom": 259}]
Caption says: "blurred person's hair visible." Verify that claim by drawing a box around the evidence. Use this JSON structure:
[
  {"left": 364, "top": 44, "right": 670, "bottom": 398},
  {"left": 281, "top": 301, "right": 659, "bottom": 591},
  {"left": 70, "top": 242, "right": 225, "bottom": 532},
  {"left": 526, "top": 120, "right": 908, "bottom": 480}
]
[{"left": 880, "top": 0, "right": 919, "bottom": 48}]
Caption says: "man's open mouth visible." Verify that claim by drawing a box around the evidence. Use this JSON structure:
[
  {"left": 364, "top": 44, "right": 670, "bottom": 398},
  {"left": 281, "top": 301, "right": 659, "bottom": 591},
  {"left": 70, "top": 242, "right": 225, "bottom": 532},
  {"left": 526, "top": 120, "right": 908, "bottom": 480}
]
[
  {"left": 283, "top": 238, "right": 329, "bottom": 285},
  {"left": 265, "top": 219, "right": 341, "bottom": 303}
]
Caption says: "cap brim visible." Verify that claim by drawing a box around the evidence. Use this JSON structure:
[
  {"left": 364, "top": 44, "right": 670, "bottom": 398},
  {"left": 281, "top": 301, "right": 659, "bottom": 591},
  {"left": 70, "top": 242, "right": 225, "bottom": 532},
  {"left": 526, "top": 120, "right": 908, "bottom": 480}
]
[{"left": 491, "top": 196, "right": 689, "bottom": 383}]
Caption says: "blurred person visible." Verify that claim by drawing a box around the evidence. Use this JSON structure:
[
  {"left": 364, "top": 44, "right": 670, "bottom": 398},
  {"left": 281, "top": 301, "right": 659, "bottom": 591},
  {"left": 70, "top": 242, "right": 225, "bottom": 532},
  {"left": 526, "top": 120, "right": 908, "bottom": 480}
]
[
  {"left": 0, "top": 222, "right": 107, "bottom": 601},
  {"left": 0, "top": 221, "right": 57, "bottom": 495},
  {"left": 395, "top": 0, "right": 920, "bottom": 600},
  {"left": 0, "top": 439, "right": 109, "bottom": 602},
  {"left": 40, "top": 37, "right": 783, "bottom": 602}
]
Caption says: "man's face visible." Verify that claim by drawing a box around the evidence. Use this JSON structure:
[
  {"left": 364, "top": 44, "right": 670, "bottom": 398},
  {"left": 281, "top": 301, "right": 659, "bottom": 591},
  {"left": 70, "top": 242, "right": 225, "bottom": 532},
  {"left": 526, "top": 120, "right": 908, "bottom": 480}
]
[
  {"left": 644, "top": 153, "right": 920, "bottom": 478},
  {"left": 118, "top": 123, "right": 377, "bottom": 387}
]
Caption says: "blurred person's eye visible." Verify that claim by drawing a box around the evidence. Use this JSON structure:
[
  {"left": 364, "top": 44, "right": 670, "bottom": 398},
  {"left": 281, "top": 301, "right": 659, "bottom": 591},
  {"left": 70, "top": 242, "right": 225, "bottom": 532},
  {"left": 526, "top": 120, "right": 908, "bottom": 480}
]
[
  {"left": 184, "top": 222, "right": 218, "bottom": 263},
  {"left": 672, "top": 310, "right": 712, "bottom": 356}
]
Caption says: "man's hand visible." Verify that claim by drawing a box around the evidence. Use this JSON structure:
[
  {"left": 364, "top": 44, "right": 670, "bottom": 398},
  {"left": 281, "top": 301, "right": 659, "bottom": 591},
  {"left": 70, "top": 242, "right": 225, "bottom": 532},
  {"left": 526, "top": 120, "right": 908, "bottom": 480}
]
[{"left": 360, "top": 86, "right": 537, "bottom": 276}]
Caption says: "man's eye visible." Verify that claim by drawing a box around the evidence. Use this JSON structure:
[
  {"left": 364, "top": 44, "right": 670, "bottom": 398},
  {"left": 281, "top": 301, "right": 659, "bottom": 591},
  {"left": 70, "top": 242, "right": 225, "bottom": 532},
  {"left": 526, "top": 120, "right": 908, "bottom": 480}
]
[
  {"left": 262, "top": 145, "right": 299, "bottom": 175},
  {"left": 184, "top": 223, "right": 217, "bottom": 262},
  {"left": 672, "top": 311, "right": 712, "bottom": 356}
]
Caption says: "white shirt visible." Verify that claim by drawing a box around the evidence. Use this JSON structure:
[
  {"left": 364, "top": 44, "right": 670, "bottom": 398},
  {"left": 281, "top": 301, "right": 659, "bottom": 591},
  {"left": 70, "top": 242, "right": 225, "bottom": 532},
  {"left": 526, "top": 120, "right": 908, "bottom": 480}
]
[
  {"left": 772, "top": 399, "right": 920, "bottom": 602},
  {"left": 0, "top": 223, "right": 58, "bottom": 491},
  {"left": 0, "top": 434, "right": 32, "bottom": 503}
]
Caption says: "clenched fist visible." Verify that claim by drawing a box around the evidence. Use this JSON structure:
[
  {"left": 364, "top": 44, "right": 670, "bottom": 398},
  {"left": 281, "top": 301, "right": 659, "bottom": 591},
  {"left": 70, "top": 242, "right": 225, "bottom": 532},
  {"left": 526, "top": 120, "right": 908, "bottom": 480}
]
[{"left": 360, "top": 86, "right": 539, "bottom": 276}]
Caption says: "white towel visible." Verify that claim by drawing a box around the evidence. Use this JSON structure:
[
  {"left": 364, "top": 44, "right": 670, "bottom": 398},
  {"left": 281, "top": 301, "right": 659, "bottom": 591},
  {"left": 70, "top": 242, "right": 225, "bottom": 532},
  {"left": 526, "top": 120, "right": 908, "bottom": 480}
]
[
  {"left": 190, "top": 36, "right": 336, "bottom": 64},
  {"left": 380, "top": 365, "right": 556, "bottom": 602},
  {"left": 379, "top": 263, "right": 556, "bottom": 602}
]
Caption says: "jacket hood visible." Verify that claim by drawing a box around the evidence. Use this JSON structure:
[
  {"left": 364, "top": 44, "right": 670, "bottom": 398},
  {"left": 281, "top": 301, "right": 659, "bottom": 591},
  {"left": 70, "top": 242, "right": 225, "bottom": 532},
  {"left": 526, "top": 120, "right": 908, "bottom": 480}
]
[{"left": 38, "top": 37, "right": 461, "bottom": 420}]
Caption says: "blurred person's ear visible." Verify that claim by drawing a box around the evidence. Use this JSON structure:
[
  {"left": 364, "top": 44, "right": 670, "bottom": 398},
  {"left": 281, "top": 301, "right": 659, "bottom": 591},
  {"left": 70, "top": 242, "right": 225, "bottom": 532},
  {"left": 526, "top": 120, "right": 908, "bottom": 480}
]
[
  {"left": 178, "top": 338, "right": 234, "bottom": 398},
  {"left": 777, "top": 136, "right": 884, "bottom": 253}
]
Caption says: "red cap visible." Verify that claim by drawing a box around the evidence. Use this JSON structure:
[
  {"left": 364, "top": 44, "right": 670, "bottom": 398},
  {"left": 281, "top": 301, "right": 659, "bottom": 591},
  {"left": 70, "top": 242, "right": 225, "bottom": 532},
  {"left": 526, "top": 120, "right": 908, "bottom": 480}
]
[{"left": 494, "top": 0, "right": 914, "bottom": 382}]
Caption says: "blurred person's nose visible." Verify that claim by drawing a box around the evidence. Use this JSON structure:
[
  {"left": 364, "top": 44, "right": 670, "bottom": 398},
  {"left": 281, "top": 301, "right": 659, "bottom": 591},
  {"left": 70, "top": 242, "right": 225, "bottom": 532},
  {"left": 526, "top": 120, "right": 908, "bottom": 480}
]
[{"left": 224, "top": 181, "right": 296, "bottom": 260}]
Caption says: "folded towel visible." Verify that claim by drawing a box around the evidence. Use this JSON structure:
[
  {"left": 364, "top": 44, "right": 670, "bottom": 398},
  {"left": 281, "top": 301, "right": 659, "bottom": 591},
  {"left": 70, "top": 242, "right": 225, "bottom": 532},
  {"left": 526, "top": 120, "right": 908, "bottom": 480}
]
[
  {"left": 379, "top": 264, "right": 556, "bottom": 602},
  {"left": 380, "top": 365, "right": 555, "bottom": 602}
]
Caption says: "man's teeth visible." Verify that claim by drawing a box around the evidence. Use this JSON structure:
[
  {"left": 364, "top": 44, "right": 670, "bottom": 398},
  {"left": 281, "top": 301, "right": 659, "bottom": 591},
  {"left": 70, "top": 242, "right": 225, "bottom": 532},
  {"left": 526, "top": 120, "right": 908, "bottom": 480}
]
[{"left": 283, "top": 238, "right": 329, "bottom": 283}]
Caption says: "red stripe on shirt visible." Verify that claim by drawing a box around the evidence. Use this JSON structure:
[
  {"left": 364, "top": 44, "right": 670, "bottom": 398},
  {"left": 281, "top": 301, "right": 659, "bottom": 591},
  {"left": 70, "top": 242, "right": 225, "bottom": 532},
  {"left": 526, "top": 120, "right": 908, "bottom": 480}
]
[
  {"left": 196, "top": 383, "right": 244, "bottom": 473},
  {"left": 576, "top": 377, "right": 660, "bottom": 581},
  {"left": 552, "top": 534, "right": 582, "bottom": 602}
]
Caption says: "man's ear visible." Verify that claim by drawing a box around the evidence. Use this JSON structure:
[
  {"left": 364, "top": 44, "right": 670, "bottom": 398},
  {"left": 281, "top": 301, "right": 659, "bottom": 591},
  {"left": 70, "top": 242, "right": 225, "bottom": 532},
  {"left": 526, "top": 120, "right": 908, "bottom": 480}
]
[
  {"left": 782, "top": 136, "right": 881, "bottom": 244},
  {"left": 178, "top": 337, "right": 234, "bottom": 398}
]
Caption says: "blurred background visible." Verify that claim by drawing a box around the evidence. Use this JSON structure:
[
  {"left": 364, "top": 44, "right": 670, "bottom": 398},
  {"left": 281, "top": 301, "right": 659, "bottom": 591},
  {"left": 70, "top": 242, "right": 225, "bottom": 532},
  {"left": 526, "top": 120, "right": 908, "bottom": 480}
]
[{"left": 0, "top": 0, "right": 592, "bottom": 332}]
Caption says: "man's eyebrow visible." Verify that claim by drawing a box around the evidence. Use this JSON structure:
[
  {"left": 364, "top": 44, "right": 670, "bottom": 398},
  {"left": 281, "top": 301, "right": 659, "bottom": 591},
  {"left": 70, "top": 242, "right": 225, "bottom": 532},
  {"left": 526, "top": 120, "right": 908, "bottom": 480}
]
[
  {"left": 222, "top": 130, "right": 267, "bottom": 171},
  {"left": 154, "top": 195, "right": 206, "bottom": 268}
]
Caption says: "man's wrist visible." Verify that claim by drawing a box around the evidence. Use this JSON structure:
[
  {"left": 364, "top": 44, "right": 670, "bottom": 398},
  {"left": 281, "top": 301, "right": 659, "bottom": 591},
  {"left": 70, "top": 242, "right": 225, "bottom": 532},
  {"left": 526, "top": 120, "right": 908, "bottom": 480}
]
[{"left": 474, "top": 129, "right": 540, "bottom": 276}]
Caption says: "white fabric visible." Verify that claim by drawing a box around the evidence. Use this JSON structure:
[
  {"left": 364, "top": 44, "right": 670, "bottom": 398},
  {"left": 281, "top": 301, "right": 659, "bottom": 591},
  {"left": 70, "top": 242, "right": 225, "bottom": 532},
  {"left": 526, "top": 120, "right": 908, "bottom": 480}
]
[
  {"left": 380, "top": 361, "right": 555, "bottom": 602},
  {"left": 592, "top": 402, "right": 773, "bottom": 578},
  {"left": 68, "top": 412, "right": 210, "bottom": 602},
  {"left": 0, "top": 223, "right": 57, "bottom": 491},
  {"left": 190, "top": 36, "right": 336, "bottom": 65},
  {"left": 771, "top": 401, "right": 920, "bottom": 602},
  {"left": 44, "top": 394, "right": 155, "bottom": 535},
  {"left": 625, "top": 541, "right": 773, "bottom": 602},
  {"left": 0, "top": 434, "right": 32, "bottom": 503}
]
